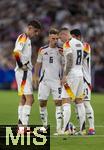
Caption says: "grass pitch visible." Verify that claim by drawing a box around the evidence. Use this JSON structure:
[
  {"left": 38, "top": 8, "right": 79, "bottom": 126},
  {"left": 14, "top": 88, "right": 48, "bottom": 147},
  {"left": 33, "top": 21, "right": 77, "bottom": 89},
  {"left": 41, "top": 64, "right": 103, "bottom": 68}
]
[{"left": 0, "top": 90, "right": 104, "bottom": 150}]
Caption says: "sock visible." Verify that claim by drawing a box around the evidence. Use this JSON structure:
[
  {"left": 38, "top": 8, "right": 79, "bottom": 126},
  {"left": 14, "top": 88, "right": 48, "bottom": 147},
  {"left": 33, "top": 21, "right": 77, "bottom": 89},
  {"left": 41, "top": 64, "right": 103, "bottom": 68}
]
[
  {"left": 40, "top": 107, "right": 48, "bottom": 127},
  {"left": 22, "top": 105, "right": 31, "bottom": 126},
  {"left": 76, "top": 103, "right": 86, "bottom": 131},
  {"left": 56, "top": 106, "right": 62, "bottom": 132},
  {"left": 18, "top": 105, "right": 23, "bottom": 124},
  {"left": 62, "top": 103, "right": 71, "bottom": 131},
  {"left": 84, "top": 101, "right": 95, "bottom": 129}
]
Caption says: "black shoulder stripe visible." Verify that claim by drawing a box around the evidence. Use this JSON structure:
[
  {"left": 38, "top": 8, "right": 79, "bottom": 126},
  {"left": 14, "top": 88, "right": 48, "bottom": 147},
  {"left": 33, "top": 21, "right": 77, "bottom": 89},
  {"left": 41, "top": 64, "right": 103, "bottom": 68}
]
[
  {"left": 57, "top": 46, "right": 63, "bottom": 49},
  {"left": 41, "top": 45, "right": 49, "bottom": 49},
  {"left": 57, "top": 44, "right": 63, "bottom": 49},
  {"left": 84, "top": 51, "right": 88, "bottom": 58}
]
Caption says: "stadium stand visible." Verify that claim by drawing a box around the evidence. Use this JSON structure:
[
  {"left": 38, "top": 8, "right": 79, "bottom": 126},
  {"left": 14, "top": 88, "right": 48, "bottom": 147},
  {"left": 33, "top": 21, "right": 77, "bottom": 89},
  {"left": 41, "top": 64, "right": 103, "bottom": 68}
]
[{"left": 0, "top": 0, "right": 104, "bottom": 91}]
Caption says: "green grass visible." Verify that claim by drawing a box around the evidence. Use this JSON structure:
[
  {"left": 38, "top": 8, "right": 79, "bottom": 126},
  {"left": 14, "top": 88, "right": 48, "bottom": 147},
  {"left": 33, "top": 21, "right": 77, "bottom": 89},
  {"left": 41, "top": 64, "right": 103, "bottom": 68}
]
[{"left": 0, "top": 90, "right": 104, "bottom": 150}]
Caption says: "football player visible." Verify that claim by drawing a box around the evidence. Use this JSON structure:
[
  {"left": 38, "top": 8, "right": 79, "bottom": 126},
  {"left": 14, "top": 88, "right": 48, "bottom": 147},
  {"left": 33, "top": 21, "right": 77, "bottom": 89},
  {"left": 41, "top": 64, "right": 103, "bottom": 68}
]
[
  {"left": 59, "top": 27, "right": 86, "bottom": 135},
  {"left": 33, "top": 28, "right": 63, "bottom": 134},
  {"left": 70, "top": 29, "right": 95, "bottom": 135},
  {"left": 13, "top": 20, "right": 41, "bottom": 130}
]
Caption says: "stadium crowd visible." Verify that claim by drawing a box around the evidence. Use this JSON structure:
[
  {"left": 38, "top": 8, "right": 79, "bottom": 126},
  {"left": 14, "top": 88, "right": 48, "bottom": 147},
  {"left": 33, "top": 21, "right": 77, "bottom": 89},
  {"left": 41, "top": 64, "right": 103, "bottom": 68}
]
[{"left": 0, "top": 0, "right": 104, "bottom": 91}]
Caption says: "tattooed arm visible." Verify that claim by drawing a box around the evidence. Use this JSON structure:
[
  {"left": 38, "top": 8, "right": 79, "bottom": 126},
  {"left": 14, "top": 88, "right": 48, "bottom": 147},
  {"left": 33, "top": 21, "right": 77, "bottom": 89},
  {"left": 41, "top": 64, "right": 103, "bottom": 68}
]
[{"left": 64, "top": 53, "right": 73, "bottom": 76}]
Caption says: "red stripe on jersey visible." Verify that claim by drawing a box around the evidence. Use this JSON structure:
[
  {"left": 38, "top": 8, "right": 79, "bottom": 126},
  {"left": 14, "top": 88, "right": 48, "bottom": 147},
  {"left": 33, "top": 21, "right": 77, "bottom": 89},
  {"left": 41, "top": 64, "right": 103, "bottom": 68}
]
[
  {"left": 13, "top": 51, "right": 21, "bottom": 61},
  {"left": 19, "top": 71, "right": 27, "bottom": 95}
]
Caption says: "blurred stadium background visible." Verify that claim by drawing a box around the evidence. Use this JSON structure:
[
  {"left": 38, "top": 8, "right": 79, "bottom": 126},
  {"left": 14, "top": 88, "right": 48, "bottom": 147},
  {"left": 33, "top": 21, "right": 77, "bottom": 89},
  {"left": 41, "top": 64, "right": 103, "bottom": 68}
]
[{"left": 0, "top": 0, "right": 104, "bottom": 92}]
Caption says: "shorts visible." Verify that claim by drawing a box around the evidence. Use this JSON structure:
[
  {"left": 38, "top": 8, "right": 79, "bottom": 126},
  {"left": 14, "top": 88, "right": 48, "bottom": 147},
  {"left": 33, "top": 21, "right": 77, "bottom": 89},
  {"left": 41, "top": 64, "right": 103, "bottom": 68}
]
[
  {"left": 84, "top": 81, "right": 91, "bottom": 101},
  {"left": 61, "top": 76, "right": 84, "bottom": 100},
  {"left": 15, "top": 69, "right": 33, "bottom": 96},
  {"left": 38, "top": 79, "right": 62, "bottom": 100}
]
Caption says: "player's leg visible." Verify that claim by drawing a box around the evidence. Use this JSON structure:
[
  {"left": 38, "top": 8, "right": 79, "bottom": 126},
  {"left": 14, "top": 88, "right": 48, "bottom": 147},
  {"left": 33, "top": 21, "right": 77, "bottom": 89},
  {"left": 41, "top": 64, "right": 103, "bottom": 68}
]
[
  {"left": 22, "top": 94, "right": 34, "bottom": 126},
  {"left": 54, "top": 100, "right": 62, "bottom": 133},
  {"left": 38, "top": 81, "right": 50, "bottom": 128},
  {"left": 21, "top": 70, "right": 34, "bottom": 126},
  {"left": 84, "top": 83, "right": 95, "bottom": 134},
  {"left": 75, "top": 99, "right": 86, "bottom": 134},
  {"left": 52, "top": 81, "right": 62, "bottom": 133},
  {"left": 75, "top": 77, "right": 86, "bottom": 134},
  {"left": 15, "top": 70, "right": 26, "bottom": 126},
  {"left": 61, "top": 86, "right": 71, "bottom": 132},
  {"left": 61, "top": 76, "right": 81, "bottom": 133},
  {"left": 84, "top": 101, "right": 95, "bottom": 134},
  {"left": 18, "top": 95, "right": 26, "bottom": 126},
  {"left": 39, "top": 100, "right": 48, "bottom": 128}
]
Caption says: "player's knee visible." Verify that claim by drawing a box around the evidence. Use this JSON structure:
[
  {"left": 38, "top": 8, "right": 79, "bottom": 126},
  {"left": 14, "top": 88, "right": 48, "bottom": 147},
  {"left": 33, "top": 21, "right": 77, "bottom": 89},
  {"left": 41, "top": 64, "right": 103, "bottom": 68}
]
[
  {"left": 62, "top": 98, "right": 70, "bottom": 105},
  {"left": 32, "top": 98, "right": 34, "bottom": 104},
  {"left": 29, "top": 95, "right": 34, "bottom": 104},
  {"left": 40, "top": 100, "right": 47, "bottom": 107},
  {"left": 20, "top": 95, "right": 26, "bottom": 105},
  {"left": 75, "top": 98, "right": 83, "bottom": 104},
  {"left": 54, "top": 100, "right": 62, "bottom": 106},
  {"left": 25, "top": 94, "right": 34, "bottom": 105}
]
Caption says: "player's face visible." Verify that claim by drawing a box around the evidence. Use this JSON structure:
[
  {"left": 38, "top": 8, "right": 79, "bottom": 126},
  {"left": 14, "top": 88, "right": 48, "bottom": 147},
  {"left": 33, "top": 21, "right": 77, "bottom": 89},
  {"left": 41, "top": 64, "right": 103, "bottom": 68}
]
[
  {"left": 59, "top": 31, "right": 69, "bottom": 43},
  {"left": 49, "top": 34, "right": 58, "bottom": 46},
  {"left": 28, "top": 26, "right": 41, "bottom": 38},
  {"left": 71, "top": 34, "right": 81, "bottom": 41}
]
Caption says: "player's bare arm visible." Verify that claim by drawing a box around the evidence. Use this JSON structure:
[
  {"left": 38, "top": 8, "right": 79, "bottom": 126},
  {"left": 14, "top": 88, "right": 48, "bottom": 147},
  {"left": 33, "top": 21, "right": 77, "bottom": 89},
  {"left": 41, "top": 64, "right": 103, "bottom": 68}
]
[
  {"left": 64, "top": 53, "right": 73, "bottom": 76},
  {"left": 62, "top": 53, "right": 73, "bottom": 85},
  {"left": 33, "top": 62, "right": 42, "bottom": 88},
  {"left": 13, "top": 50, "right": 29, "bottom": 71}
]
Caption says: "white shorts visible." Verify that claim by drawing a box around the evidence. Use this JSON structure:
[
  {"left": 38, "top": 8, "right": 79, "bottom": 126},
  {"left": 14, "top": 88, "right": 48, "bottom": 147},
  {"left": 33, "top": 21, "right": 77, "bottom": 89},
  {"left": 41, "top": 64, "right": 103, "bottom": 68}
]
[
  {"left": 38, "top": 79, "right": 62, "bottom": 100},
  {"left": 15, "top": 69, "right": 33, "bottom": 96},
  {"left": 84, "top": 81, "right": 91, "bottom": 101},
  {"left": 61, "top": 76, "right": 84, "bottom": 100}
]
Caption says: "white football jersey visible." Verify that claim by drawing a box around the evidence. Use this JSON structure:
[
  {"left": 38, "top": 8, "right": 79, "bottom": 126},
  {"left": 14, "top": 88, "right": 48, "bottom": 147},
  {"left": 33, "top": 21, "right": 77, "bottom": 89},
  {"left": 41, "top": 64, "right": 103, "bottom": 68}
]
[
  {"left": 63, "top": 38, "right": 84, "bottom": 77},
  {"left": 83, "top": 42, "right": 91, "bottom": 84},
  {"left": 37, "top": 45, "right": 63, "bottom": 80},
  {"left": 14, "top": 33, "right": 33, "bottom": 71}
]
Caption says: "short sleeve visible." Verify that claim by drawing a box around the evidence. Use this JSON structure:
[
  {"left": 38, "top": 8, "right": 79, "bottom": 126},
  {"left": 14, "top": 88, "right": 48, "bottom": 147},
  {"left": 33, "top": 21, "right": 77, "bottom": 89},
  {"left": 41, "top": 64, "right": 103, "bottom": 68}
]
[
  {"left": 63, "top": 41, "right": 72, "bottom": 56},
  {"left": 37, "top": 48, "right": 43, "bottom": 63},
  {"left": 14, "top": 34, "right": 27, "bottom": 52},
  {"left": 83, "top": 42, "right": 91, "bottom": 58}
]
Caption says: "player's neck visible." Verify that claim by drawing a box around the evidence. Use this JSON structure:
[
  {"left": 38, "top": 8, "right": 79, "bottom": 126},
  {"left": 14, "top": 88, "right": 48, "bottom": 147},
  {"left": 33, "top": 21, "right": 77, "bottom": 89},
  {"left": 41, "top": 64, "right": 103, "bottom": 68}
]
[
  {"left": 49, "top": 43, "right": 56, "bottom": 48},
  {"left": 25, "top": 31, "right": 31, "bottom": 39}
]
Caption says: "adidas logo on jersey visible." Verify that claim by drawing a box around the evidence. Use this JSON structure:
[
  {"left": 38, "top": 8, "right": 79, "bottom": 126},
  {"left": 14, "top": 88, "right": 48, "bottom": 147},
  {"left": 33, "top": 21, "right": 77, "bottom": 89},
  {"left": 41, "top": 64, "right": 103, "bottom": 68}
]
[{"left": 44, "top": 52, "right": 48, "bottom": 55}]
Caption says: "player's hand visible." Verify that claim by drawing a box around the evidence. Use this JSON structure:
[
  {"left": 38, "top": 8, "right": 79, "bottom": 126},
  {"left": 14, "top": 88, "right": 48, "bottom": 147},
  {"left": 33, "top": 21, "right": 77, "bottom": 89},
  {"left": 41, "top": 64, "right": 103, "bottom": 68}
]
[
  {"left": 21, "top": 64, "right": 28, "bottom": 71},
  {"left": 62, "top": 76, "right": 67, "bottom": 85},
  {"left": 21, "top": 61, "right": 29, "bottom": 71},
  {"left": 33, "top": 75, "right": 39, "bottom": 89}
]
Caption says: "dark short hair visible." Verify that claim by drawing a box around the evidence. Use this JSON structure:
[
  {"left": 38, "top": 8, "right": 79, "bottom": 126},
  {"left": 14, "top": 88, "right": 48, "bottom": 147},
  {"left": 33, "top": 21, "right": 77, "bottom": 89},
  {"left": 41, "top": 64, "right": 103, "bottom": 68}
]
[
  {"left": 28, "top": 20, "right": 41, "bottom": 29},
  {"left": 49, "top": 28, "right": 59, "bottom": 35},
  {"left": 70, "top": 29, "right": 81, "bottom": 37}
]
